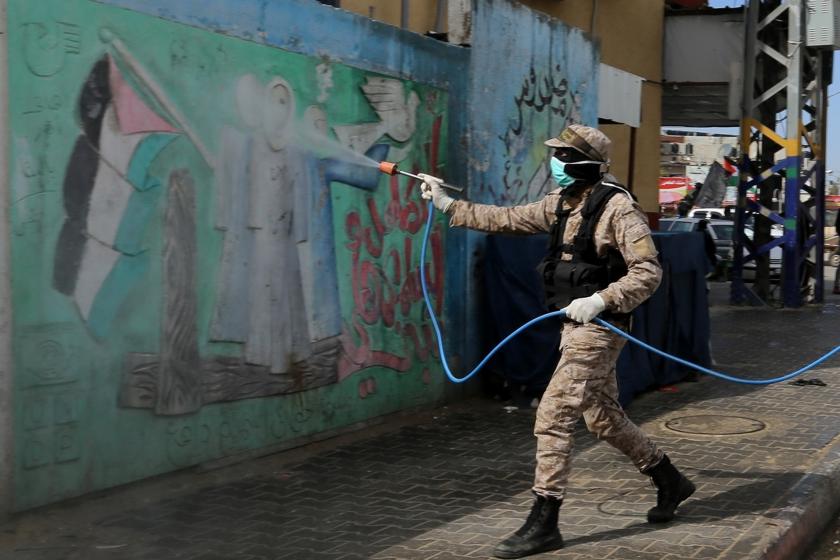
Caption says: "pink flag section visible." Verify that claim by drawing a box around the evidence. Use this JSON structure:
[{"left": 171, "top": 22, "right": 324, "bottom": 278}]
[
  {"left": 659, "top": 177, "right": 694, "bottom": 205},
  {"left": 659, "top": 190, "right": 685, "bottom": 204},
  {"left": 108, "top": 57, "right": 178, "bottom": 135}
]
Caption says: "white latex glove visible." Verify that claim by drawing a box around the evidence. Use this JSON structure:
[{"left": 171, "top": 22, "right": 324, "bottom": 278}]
[
  {"left": 565, "top": 293, "right": 606, "bottom": 324},
  {"left": 419, "top": 173, "right": 455, "bottom": 214}
]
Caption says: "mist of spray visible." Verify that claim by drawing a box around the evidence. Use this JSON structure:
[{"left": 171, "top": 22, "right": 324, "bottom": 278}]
[{"left": 296, "top": 118, "right": 381, "bottom": 169}]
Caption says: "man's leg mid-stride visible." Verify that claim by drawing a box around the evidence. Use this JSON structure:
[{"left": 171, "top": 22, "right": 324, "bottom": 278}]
[{"left": 493, "top": 324, "right": 695, "bottom": 559}]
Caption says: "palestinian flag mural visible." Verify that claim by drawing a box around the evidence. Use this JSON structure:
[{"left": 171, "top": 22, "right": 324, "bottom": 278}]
[{"left": 53, "top": 55, "right": 179, "bottom": 338}]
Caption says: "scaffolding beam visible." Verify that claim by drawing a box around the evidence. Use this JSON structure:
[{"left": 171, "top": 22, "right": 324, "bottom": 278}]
[{"left": 731, "top": 0, "right": 829, "bottom": 307}]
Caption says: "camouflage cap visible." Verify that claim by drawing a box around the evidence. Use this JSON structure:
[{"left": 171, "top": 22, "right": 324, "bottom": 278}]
[{"left": 544, "top": 124, "right": 611, "bottom": 162}]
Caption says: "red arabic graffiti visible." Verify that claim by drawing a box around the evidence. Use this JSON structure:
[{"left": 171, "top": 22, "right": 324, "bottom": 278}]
[
  {"left": 338, "top": 117, "right": 446, "bottom": 380},
  {"left": 338, "top": 174, "right": 445, "bottom": 378}
]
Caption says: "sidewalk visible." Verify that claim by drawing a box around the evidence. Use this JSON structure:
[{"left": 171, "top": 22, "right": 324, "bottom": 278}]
[{"left": 4, "top": 283, "right": 840, "bottom": 560}]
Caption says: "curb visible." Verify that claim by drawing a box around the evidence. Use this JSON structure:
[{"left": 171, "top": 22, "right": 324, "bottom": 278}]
[{"left": 722, "top": 434, "right": 840, "bottom": 560}]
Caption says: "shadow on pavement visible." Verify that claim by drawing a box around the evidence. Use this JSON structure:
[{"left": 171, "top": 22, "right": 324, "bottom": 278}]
[{"left": 566, "top": 469, "right": 804, "bottom": 548}]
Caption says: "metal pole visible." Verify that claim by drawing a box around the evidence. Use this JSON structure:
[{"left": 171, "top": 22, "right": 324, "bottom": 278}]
[
  {"left": 732, "top": 0, "right": 759, "bottom": 304},
  {"left": 401, "top": 0, "right": 410, "bottom": 29},
  {"left": 435, "top": 0, "right": 447, "bottom": 32},
  {"left": 814, "top": 51, "right": 828, "bottom": 302},
  {"left": 782, "top": 0, "right": 803, "bottom": 307}
]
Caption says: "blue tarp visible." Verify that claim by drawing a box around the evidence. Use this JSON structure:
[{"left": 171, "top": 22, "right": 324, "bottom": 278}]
[{"left": 483, "top": 232, "right": 711, "bottom": 406}]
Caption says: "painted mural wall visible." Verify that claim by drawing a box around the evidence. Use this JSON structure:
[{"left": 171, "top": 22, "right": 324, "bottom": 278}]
[{"left": 7, "top": 0, "right": 467, "bottom": 510}]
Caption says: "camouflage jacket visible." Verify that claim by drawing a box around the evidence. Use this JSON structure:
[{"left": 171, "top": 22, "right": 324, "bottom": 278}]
[{"left": 446, "top": 183, "right": 662, "bottom": 314}]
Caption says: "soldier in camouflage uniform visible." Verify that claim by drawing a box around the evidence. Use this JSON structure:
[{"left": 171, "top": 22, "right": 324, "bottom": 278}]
[{"left": 420, "top": 125, "right": 695, "bottom": 559}]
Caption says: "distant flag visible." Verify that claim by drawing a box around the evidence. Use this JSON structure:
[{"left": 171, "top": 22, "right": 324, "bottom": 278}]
[
  {"left": 693, "top": 161, "right": 730, "bottom": 209},
  {"left": 721, "top": 156, "right": 738, "bottom": 176}
]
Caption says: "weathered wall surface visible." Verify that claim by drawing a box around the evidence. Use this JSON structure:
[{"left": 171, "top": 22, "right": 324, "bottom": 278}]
[
  {"left": 522, "top": 0, "right": 665, "bottom": 212},
  {"left": 0, "top": 0, "right": 12, "bottom": 517},
  {"left": 7, "top": 0, "right": 468, "bottom": 510},
  {"left": 469, "top": 0, "right": 599, "bottom": 207},
  {"left": 4, "top": 0, "right": 600, "bottom": 512}
]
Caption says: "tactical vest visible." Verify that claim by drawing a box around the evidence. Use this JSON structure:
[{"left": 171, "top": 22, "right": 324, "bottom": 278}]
[{"left": 537, "top": 183, "right": 630, "bottom": 318}]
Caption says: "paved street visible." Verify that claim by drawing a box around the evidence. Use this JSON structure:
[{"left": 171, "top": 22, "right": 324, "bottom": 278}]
[{"left": 3, "top": 282, "right": 840, "bottom": 560}]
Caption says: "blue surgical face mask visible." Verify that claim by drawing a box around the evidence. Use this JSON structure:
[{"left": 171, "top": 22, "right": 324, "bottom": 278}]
[{"left": 550, "top": 157, "right": 577, "bottom": 188}]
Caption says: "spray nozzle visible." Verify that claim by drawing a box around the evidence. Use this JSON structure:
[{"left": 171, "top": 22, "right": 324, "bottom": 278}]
[
  {"left": 377, "top": 161, "right": 463, "bottom": 193},
  {"left": 379, "top": 161, "right": 399, "bottom": 175}
]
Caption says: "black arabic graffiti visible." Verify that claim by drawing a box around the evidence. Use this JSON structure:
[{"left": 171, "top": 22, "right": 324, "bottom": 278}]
[
  {"left": 501, "top": 160, "right": 523, "bottom": 205},
  {"left": 511, "top": 64, "right": 569, "bottom": 136},
  {"left": 496, "top": 63, "right": 586, "bottom": 205}
]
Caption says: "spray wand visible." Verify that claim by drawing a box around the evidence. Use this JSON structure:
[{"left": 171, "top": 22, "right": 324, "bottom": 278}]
[{"left": 378, "top": 161, "right": 464, "bottom": 193}]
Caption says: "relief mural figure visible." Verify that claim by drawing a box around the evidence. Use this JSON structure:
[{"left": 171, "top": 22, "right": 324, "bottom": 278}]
[
  {"left": 212, "top": 75, "right": 315, "bottom": 374},
  {"left": 45, "top": 29, "right": 447, "bottom": 415}
]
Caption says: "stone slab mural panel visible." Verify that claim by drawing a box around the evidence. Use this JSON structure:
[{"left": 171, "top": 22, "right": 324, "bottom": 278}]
[{"left": 8, "top": 0, "right": 455, "bottom": 509}]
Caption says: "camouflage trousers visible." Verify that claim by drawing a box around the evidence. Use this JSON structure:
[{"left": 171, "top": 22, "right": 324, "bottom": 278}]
[{"left": 533, "top": 321, "right": 664, "bottom": 499}]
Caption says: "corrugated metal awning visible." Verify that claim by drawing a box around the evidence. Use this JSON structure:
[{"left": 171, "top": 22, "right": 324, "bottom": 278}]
[{"left": 599, "top": 63, "right": 642, "bottom": 128}]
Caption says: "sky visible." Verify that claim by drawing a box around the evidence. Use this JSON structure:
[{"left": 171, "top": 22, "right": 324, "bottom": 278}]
[{"left": 670, "top": 0, "right": 840, "bottom": 176}]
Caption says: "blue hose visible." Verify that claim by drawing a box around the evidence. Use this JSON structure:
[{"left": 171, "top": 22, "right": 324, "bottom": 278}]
[{"left": 418, "top": 203, "right": 840, "bottom": 385}]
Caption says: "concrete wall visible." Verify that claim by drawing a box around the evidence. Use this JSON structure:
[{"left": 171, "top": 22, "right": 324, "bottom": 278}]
[
  {"left": 6, "top": 0, "right": 468, "bottom": 511},
  {"left": 347, "top": 0, "right": 666, "bottom": 211},
  {"left": 522, "top": 0, "right": 665, "bottom": 212},
  {"left": 469, "top": 0, "right": 599, "bottom": 207},
  {"left": 343, "top": 0, "right": 601, "bottom": 386},
  {"left": 340, "top": 0, "right": 663, "bottom": 209},
  {"left": 601, "top": 123, "right": 631, "bottom": 184}
]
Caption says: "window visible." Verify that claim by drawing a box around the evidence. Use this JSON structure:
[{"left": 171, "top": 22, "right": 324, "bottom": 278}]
[
  {"left": 685, "top": 144, "right": 693, "bottom": 155},
  {"left": 670, "top": 221, "right": 696, "bottom": 232},
  {"left": 710, "top": 224, "right": 734, "bottom": 241}
]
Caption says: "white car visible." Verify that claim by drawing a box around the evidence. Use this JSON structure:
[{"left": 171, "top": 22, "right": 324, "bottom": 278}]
[
  {"left": 658, "top": 217, "right": 734, "bottom": 266},
  {"left": 659, "top": 216, "right": 781, "bottom": 279},
  {"left": 688, "top": 208, "right": 729, "bottom": 220},
  {"left": 742, "top": 226, "right": 782, "bottom": 278}
]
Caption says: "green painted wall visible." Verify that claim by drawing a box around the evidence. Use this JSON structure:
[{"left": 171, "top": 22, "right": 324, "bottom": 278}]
[{"left": 8, "top": 0, "right": 453, "bottom": 510}]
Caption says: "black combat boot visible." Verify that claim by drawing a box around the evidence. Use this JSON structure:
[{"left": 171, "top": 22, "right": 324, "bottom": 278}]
[
  {"left": 493, "top": 494, "right": 564, "bottom": 559},
  {"left": 644, "top": 454, "right": 695, "bottom": 523}
]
